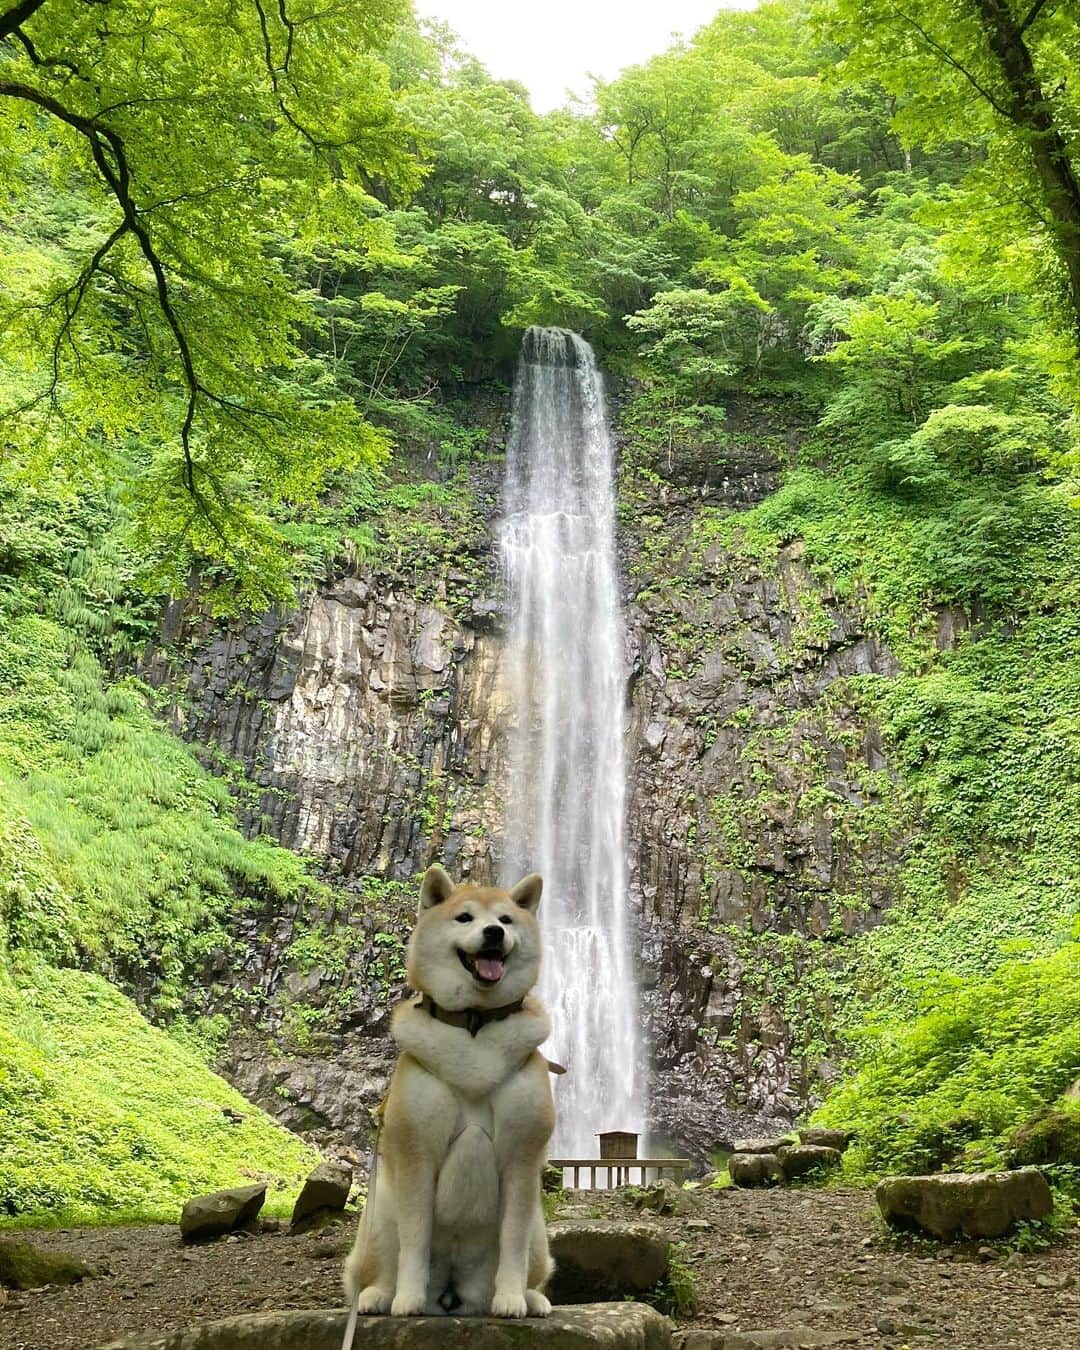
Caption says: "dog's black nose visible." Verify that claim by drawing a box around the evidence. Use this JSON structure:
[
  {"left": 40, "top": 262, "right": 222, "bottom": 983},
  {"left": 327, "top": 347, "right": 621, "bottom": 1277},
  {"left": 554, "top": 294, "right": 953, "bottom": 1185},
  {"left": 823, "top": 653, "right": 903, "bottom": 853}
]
[{"left": 481, "top": 924, "right": 504, "bottom": 947}]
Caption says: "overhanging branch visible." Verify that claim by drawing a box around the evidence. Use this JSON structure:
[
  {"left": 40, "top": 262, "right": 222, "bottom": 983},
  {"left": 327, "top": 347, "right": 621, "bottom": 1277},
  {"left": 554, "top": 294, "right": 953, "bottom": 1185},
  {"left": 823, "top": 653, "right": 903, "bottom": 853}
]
[
  {"left": 0, "top": 77, "right": 205, "bottom": 493},
  {"left": 0, "top": 0, "right": 47, "bottom": 42}
]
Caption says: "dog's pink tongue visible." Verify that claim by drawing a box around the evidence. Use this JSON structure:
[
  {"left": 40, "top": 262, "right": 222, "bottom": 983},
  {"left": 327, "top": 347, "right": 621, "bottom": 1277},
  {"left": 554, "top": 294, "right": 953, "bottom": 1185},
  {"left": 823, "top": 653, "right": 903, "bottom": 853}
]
[{"left": 476, "top": 956, "right": 504, "bottom": 982}]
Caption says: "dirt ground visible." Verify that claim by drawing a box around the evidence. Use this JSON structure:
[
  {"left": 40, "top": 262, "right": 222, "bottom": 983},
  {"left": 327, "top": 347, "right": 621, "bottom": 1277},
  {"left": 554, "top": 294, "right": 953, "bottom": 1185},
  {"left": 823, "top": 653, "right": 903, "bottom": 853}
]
[{"left": 1, "top": 1186, "right": 1077, "bottom": 1350}]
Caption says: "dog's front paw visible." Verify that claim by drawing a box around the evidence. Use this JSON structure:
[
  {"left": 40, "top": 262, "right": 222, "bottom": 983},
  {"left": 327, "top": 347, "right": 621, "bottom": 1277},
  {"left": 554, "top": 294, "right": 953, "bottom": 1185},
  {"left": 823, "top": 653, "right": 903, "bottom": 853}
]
[
  {"left": 525, "top": 1290, "right": 552, "bottom": 1318},
  {"left": 356, "top": 1285, "right": 393, "bottom": 1315},
  {"left": 491, "top": 1290, "right": 530, "bottom": 1319},
  {"left": 390, "top": 1289, "right": 428, "bottom": 1317}
]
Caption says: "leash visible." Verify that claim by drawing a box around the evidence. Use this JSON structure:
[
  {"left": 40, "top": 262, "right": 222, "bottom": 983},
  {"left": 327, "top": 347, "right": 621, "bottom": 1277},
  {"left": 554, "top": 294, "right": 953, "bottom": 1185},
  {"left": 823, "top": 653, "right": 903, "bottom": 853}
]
[
  {"left": 341, "top": 1120, "right": 382, "bottom": 1350},
  {"left": 340, "top": 1290, "right": 360, "bottom": 1350}
]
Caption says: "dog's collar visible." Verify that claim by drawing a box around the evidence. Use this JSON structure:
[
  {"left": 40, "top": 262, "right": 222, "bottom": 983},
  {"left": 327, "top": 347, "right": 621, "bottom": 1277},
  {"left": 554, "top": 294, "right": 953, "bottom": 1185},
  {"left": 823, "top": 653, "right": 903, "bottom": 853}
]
[{"left": 418, "top": 993, "right": 525, "bottom": 1038}]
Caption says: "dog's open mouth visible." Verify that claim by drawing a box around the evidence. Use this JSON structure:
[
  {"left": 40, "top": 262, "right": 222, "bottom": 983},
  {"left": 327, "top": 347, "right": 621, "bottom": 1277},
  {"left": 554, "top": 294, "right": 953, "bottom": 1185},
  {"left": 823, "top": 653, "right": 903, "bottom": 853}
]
[{"left": 457, "top": 948, "right": 505, "bottom": 984}]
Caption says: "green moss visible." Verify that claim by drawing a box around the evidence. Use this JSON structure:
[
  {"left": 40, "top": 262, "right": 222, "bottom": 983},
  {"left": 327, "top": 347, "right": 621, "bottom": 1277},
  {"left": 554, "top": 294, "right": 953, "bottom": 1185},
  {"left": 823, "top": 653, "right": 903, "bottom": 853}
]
[
  {"left": 1008, "top": 1106, "right": 1080, "bottom": 1170},
  {"left": 0, "top": 964, "right": 319, "bottom": 1226}
]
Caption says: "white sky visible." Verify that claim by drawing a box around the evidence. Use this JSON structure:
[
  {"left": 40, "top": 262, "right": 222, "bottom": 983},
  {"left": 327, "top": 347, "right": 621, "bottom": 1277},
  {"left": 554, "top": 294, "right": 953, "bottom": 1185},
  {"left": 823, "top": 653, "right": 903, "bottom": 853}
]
[{"left": 416, "top": 1, "right": 760, "bottom": 112}]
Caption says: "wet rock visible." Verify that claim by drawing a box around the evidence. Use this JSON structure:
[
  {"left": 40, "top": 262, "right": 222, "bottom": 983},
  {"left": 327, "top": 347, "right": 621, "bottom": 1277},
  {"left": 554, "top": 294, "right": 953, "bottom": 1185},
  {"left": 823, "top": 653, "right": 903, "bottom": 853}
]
[
  {"left": 0, "top": 1239, "right": 95, "bottom": 1289},
  {"left": 796, "top": 1128, "right": 851, "bottom": 1152},
  {"left": 100, "top": 1303, "right": 674, "bottom": 1349},
  {"left": 179, "top": 1183, "right": 267, "bottom": 1243},
  {"left": 876, "top": 1167, "right": 1053, "bottom": 1239},
  {"left": 548, "top": 1221, "right": 669, "bottom": 1302},
  {"left": 776, "top": 1145, "right": 842, "bottom": 1181},
  {"left": 728, "top": 1153, "right": 783, "bottom": 1188},
  {"left": 290, "top": 1161, "right": 353, "bottom": 1233}
]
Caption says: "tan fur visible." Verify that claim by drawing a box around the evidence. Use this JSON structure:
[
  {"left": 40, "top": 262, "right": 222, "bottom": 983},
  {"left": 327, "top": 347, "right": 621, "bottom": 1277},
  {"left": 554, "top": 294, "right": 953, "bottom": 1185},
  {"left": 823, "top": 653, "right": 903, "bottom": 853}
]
[{"left": 343, "top": 868, "right": 555, "bottom": 1318}]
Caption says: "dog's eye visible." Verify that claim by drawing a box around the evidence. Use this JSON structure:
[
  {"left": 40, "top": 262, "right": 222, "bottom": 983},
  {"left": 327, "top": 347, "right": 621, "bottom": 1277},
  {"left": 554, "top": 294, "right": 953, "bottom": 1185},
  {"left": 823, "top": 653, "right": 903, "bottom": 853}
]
[
  {"left": 499, "top": 915, "right": 513, "bottom": 925},
  {"left": 454, "top": 912, "right": 473, "bottom": 924}
]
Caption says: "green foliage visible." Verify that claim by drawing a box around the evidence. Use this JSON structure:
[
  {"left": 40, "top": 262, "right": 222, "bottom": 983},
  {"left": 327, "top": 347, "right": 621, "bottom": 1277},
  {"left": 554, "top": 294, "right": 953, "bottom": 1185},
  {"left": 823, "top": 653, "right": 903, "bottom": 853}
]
[
  {"left": 650, "top": 1242, "right": 699, "bottom": 1319},
  {"left": 0, "top": 597, "right": 315, "bottom": 1013},
  {"left": 815, "top": 943, "right": 1080, "bottom": 1185},
  {"left": 0, "top": 963, "right": 319, "bottom": 1224},
  {"left": 0, "top": 0, "right": 414, "bottom": 607},
  {"left": 0, "top": 0, "right": 1078, "bottom": 1224},
  {"left": 813, "top": 0, "right": 1080, "bottom": 354}
]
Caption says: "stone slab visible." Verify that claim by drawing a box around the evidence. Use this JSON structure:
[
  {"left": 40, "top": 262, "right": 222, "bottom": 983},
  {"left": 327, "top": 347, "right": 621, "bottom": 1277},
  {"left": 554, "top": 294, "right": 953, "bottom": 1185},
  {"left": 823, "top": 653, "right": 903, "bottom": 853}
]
[{"left": 98, "top": 1302, "right": 672, "bottom": 1350}]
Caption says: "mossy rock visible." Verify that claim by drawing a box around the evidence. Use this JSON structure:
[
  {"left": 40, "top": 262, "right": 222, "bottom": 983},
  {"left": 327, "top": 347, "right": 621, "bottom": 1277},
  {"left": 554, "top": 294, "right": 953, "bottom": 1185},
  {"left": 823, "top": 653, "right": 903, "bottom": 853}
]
[
  {"left": 1008, "top": 1107, "right": 1080, "bottom": 1168},
  {"left": 0, "top": 1239, "right": 95, "bottom": 1289}
]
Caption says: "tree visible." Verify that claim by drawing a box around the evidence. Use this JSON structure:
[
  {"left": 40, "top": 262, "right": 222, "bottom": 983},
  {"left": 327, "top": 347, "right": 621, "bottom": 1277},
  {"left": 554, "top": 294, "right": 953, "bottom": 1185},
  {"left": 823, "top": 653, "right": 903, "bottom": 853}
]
[
  {"left": 0, "top": 0, "right": 415, "bottom": 604},
  {"left": 815, "top": 0, "right": 1080, "bottom": 359}
]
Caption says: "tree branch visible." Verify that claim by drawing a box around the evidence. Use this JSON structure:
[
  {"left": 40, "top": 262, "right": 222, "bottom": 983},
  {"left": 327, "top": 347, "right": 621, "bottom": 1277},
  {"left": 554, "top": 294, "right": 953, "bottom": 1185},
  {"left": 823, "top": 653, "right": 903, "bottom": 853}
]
[
  {"left": 0, "top": 0, "right": 47, "bottom": 42},
  {"left": 10, "top": 27, "right": 82, "bottom": 77},
  {"left": 886, "top": 3, "right": 1012, "bottom": 118},
  {"left": 0, "top": 78, "right": 203, "bottom": 491},
  {"left": 252, "top": 0, "right": 352, "bottom": 161},
  {"left": 1019, "top": 0, "right": 1053, "bottom": 35}
]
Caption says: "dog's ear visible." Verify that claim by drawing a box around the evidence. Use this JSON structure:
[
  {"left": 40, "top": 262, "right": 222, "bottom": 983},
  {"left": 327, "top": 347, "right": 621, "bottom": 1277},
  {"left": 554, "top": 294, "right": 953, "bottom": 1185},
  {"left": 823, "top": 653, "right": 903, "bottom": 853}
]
[
  {"left": 419, "top": 864, "right": 455, "bottom": 910},
  {"left": 509, "top": 873, "right": 542, "bottom": 914}
]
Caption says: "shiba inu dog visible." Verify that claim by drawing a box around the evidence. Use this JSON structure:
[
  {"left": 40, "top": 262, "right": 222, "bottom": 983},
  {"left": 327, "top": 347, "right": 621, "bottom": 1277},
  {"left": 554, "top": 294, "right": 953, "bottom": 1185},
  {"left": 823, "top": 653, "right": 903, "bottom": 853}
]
[{"left": 343, "top": 865, "right": 555, "bottom": 1318}]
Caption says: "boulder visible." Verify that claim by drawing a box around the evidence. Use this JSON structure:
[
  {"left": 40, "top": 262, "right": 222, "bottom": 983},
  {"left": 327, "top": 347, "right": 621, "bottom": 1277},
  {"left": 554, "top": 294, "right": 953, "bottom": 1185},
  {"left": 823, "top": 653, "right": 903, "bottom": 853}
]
[
  {"left": 179, "top": 1183, "right": 267, "bottom": 1243},
  {"left": 1007, "top": 1109, "right": 1080, "bottom": 1168},
  {"left": 876, "top": 1167, "right": 1054, "bottom": 1239},
  {"left": 728, "top": 1153, "right": 783, "bottom": 1188},
  {"left": 632, "top": 1180, "right": 701, "bottom": 1217},
  {"left": 0, "top": 1239, "right": 95, "bottom": 1289},
  {"left": 776, "top": 1146, "right": 842, "bottom": 1181},
  {"left": 732, "top": 1137, "right": 794, "bottom": 1155},
  {"left": 290, "top": 1162, "right": 353, "bottom": 1233},
  {"left": 99, "top": 1302, "right": 673, "bottom": 1349},
  {"left": 796, "top": 1128, "right": 851, "bottom": 1153},
  {"left": 548, "top": 1221, "right": 669, "bottom": 1303}
]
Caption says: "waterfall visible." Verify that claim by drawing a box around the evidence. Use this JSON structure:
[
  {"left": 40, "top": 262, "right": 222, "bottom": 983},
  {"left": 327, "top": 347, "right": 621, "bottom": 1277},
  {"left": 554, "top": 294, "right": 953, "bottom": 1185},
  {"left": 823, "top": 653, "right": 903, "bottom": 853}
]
[{"left": 499, "top": 325, "right": 644, "bottom": 1157}]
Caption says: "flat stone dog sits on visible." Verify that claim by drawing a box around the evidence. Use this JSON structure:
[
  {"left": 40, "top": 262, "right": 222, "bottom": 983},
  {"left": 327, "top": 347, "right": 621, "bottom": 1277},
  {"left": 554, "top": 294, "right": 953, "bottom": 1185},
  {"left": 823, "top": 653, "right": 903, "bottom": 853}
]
[{"left": 343, "top": 865, "right": 555, "bottom": 1318}]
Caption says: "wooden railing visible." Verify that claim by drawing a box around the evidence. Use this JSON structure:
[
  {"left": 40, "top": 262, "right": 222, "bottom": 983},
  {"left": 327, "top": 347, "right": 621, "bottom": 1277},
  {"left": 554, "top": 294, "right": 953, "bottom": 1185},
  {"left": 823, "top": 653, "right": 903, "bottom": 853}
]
[{"left": 549, "top": 1157, "right": 692, "bottom": 1189}]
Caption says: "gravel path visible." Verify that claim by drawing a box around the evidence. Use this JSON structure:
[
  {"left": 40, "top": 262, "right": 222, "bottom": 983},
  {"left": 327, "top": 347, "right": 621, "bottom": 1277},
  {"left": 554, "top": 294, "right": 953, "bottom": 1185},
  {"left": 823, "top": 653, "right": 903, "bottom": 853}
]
[{"left": 1, "top": 1186, "right": 1077, "bottom": 1349}]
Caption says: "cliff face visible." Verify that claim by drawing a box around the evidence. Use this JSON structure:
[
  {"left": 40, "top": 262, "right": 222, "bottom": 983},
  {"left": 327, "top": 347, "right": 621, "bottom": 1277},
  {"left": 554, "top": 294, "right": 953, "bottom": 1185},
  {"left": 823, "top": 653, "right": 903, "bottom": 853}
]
[
  {"left": 147, "top": 392, "right": 905, "bottom": 1159},
  {"left": 619, "top": 400, "right": 903, "bottom": 1150}
]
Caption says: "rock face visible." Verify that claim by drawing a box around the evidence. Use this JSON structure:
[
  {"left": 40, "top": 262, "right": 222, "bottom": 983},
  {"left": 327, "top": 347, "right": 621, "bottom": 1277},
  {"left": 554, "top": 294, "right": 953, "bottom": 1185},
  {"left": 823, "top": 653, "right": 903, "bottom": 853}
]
[
  {"left": 876, "top": 1167, "right": 1054, "bottom": 1238},
  {"left": 143, "top": 391, "right": 908, "bottom": 1159},
  {"left": 0, "top": 1239, "right": 94, "bottom": 1289},
  {"left": 99, "top": 1303, "right": 673, "bottom": 1350},
  {"left": 290, "top": 1162, "right": 353, "bottom": 1233},
  {"left": 548, "top": 1221, "right": 670, "bottom": 1303},
  {"left": 179, "top": 1184, "right": 266, "bottom": 1243}
]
